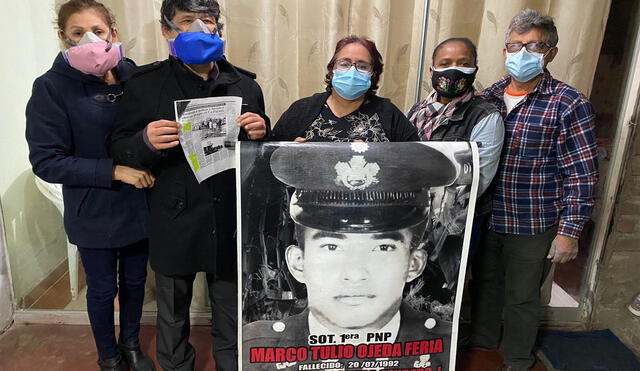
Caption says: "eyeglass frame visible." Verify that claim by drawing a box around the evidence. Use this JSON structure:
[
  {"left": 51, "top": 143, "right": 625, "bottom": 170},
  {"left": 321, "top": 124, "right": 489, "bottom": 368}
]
[
  {"left": 60, "top": 28, "right": 114, "bottom": 52},
  {"left": 333, "top": 58, "right": 374, "bottom": 73},
  {"left": 163, "top": 16, "right": 218, "bottom": 35},
  {"left": 504, "top": 41, "right": 554, "bottom": 54}
]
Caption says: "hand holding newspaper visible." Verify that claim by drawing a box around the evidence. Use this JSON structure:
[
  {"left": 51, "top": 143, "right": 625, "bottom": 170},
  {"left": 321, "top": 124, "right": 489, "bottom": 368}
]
[{"left": 174, "top": 96, "right": 242, "bottom": 183}]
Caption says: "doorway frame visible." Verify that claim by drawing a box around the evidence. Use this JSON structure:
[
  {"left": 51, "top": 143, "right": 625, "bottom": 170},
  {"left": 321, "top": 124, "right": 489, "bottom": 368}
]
[{"left": 543, "top": 2, "right": 640, "bottom": 326}]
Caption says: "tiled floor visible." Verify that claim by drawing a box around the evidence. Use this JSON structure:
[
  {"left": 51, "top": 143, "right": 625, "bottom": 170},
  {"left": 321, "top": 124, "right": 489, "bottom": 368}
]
[
  {"left": 0, "top": 325, "right": 215, "bottom": 371},
  {"left": 457, "top": 348, "right": 547, "bottom": 371},
  {"left": 0, "top": 324, "right": 547, "bottom": 371}
]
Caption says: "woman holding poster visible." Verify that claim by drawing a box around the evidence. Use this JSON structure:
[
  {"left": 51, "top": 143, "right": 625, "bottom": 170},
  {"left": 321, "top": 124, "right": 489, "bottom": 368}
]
[
  {"left": 271, "top": 35, "right": 419, "bottom": 143},
  {"left": 407, "top": 37, "right": 503, "bottom": 204}
]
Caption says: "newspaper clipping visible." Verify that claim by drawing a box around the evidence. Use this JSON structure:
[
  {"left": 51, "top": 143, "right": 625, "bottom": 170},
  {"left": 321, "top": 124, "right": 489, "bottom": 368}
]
[
  {"left": 238, "top": 142, "right": 479, "bottom": 371},
  {"left": 174, "top": 96, "right": 242, "bottom": 183}
]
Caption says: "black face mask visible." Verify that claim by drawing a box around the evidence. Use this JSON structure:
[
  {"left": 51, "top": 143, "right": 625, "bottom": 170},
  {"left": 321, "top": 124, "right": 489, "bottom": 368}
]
[{"left": 431, "top": 66, "right": 477, "bottom": 98}]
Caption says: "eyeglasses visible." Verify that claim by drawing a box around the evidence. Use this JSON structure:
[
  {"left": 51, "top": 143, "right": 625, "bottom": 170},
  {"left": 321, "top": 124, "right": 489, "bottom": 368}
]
[
  {"left": 61, "top": 29, "right": 113, "bottom": 51},
  {"left": 505, "top": 41, "right": 552, "bottom": 53},
  {"left": 164, "top": 16, "right": 218, "bottom": 34},
  {"left": 334, "top": 58, "right": 373, "bottom": 73}
]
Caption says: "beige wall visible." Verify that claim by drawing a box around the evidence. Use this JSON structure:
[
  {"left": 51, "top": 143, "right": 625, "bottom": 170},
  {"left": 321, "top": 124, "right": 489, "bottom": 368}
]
[{"left": 0, "top": 0, "right": 68, "bottom": 303}]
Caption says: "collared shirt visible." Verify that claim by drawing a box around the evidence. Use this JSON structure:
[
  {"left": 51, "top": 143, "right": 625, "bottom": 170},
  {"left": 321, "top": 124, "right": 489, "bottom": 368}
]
[{"left": 481, "top": 72, "right": 598, "bottom": 239}]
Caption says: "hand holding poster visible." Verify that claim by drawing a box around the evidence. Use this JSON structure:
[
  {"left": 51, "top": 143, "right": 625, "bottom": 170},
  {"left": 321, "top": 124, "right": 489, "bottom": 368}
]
[
  {"left": 238, "top": 142, "right": 479, "bottom": 371},
  {"left": 174, "top": 96, "right": 242, "bottom": 183}
]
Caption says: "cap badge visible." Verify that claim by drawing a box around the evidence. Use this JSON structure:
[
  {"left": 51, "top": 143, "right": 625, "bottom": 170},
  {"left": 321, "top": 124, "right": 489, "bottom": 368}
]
[
  {"left": 350, "top": 142, "right": 369, "bottom": 153},
  {"left": 335, "top": 155, "right": 380, "bottom": 190}
]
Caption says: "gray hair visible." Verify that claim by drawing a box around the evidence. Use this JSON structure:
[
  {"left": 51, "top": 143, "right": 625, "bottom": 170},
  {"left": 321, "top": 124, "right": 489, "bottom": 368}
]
[{"left": 505, "top": 9, "right": 558, "bottom": 47}]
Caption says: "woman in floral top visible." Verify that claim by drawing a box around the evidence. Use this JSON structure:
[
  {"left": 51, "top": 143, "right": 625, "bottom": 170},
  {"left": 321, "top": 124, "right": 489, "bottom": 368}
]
[{"left": 271, "top": 35, "right": 418, "bottom": 142}]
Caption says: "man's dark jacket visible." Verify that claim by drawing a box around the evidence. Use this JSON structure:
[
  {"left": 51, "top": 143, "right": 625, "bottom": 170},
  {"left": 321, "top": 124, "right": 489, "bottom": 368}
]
[{"left": 110, "top": 56, "right": 269, "bottom": 276}]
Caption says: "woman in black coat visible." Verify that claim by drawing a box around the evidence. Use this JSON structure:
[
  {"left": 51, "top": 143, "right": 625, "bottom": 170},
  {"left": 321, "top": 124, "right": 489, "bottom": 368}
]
[
  {"left": 25, "top": 1, "right": 155, "bottom": 370},
  {"left": 272, "top": 35, "right": 418, "bottom": 142}
]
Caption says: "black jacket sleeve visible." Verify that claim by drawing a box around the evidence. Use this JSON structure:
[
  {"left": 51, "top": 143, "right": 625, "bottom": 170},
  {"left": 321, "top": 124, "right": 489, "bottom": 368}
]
[
  {"left": 239, "top": 79, "right": 271, "bottom": 140},
  {"left": 271, "top": 94, "right": 323, "bottom": 141},
  {"left": 110, "top": 74, "right": 162, "bottom": 169},
  {"left": 26, "top": 76, "right": 114, "bottom": 187},
  {"left": 271, "top": 102, "right": 302, "bottom": 141},
  {"left": 388, "top": 102, "right": 420, "bottom": 142}
]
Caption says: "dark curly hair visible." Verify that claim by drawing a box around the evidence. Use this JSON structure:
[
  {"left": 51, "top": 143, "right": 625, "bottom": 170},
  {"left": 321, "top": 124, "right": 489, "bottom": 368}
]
[{"left": 324, "top": 35, "right": 384, "bottom": 98}]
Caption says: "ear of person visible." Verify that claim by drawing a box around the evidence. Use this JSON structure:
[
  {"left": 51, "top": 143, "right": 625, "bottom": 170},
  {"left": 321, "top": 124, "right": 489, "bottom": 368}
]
[
  {"left": 406, "top": 249, "right": 428, "bottom": 282},
  {"left": 285, "top": 245, "right": 306, "bottom": 281}
]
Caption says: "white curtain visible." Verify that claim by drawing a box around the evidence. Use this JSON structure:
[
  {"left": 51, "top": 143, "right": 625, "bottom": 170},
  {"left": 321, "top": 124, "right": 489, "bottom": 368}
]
[{"left": 57, "top": 0, "right": 610, "bottom": 119}]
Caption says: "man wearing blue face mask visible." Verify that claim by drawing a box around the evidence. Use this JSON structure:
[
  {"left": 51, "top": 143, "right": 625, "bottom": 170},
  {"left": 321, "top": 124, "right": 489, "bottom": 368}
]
[
  {"left": 472, "top": 9, "right": 598, "bottom": 371},
  {"left": 110, "top": 1, "right": 269, "bottom": 370}
]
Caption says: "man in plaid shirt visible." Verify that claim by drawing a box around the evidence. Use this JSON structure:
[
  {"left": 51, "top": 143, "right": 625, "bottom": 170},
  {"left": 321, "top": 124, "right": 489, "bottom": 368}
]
[{"left": 470, "top": 9, "right": 598, "bottom": 371}]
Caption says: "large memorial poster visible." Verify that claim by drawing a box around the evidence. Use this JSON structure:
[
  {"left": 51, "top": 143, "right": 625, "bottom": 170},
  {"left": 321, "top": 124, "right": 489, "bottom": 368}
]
[{"left": 238, "top": 142, "right": 479, "bottom": 371}]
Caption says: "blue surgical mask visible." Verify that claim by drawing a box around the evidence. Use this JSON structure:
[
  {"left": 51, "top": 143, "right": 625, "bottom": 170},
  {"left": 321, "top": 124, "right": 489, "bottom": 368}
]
[
  {"left": 168, "top": 19, "right": 225, "bottom": 65},
  {"left": 505, "top": 48, "right": 548, "bottom": 82},
  {"left": 331, "top": 66, "right": 372, "bottom": 100}
]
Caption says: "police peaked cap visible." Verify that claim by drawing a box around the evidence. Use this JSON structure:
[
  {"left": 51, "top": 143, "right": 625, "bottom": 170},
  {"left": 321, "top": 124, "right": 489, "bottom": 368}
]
[{"left": 269, "top": 142, "right": 457, "bottom": 233}]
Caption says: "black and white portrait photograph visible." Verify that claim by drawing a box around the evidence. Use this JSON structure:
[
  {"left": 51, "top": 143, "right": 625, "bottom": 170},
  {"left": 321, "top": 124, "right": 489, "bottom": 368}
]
[{"left": 238, "top": 141, "right": 479, "bottom": 371}]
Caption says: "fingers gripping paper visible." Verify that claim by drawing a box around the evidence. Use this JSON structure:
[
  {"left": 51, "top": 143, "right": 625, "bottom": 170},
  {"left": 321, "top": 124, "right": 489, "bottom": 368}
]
[{"left": 175, "top": 96, "right": 241, "bottom": 183}]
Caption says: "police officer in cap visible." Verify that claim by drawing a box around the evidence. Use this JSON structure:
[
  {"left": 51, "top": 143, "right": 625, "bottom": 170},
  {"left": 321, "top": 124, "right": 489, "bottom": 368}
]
[{"left": 243, "top": 142, "right": 458, "bottom": 371}]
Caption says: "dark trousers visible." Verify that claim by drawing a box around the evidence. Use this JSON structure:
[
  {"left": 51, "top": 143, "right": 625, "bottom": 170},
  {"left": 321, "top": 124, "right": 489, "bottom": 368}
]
[
  {"left": 155, "top": 272, "right": 237, "bottom": 371},
  {"left": 78, "top": 240, "right": 149, "bottom": 360},
  {"left": 470, "top": 226, "right": 556, "bottom": 371},
  {"left": 469, "top": 213, "right": 489, "bottom": 262}
]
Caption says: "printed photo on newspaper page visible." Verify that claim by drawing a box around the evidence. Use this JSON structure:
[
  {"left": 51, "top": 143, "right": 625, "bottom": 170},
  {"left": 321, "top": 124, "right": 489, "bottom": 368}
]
[
  {"left": 237, "top": 141, "right": 479, "bottom": 371},
  {"left": 174, "top": 96, "right": 242, "bottom": 183}
]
